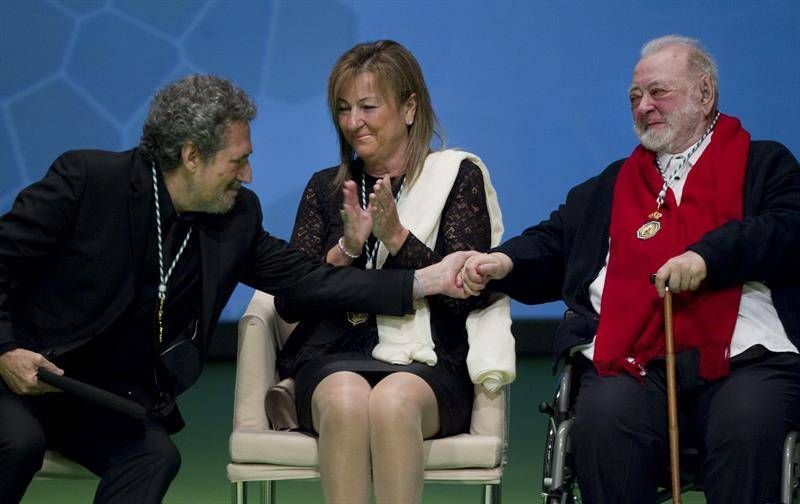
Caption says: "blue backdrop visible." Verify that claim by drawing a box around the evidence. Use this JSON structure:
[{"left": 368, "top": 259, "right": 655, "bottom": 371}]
[{"left": 1, "top": 0, "right": 798, "bottom": 320}]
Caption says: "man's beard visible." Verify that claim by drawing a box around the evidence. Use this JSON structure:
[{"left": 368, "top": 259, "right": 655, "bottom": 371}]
[
  {"left": 634, "top": 98, "right": 704, "bottom": 154},
  {"left": 207, "top": 191, "right": 237, "bottom": 215},
  {"left": 187, "top": 179, "right": 240, "bottom": 214}
]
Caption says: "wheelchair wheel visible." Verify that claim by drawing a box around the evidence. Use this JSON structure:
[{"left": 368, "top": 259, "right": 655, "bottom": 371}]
[
  {"left": 782, "top": 431, "right": 800, "bottom": 504},
  {"left": 540, "top": 362, "right": 582, "bottom": 503},
  {"left": 541, "top": 419, "right": 556, "bottom": 496},
  {"left": 541, "top": 416, "right": 581, "bottom": 503}
]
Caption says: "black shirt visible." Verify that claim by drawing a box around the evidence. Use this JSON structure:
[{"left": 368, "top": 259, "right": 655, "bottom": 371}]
[{"left": 55, "top": 169, "right": 201, "bottom": 415}]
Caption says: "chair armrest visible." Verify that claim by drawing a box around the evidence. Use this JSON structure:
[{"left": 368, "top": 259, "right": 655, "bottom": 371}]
[
  {"left": 469, "top": 385, "right": 506, "bottom": 440},
  {"left": 231, "top": 291, "right": 295, "bottom": 431}
]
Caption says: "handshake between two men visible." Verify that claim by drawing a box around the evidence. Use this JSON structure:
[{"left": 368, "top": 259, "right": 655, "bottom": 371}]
[
  {"left": 439, "top": 249, "right": 709, "bottom": 300},
  {"left": 430, "top": 250, "right": 514, "bottom": 300},
  {"left": 424, "top": 250, "right": 507, "bottom": 300}
]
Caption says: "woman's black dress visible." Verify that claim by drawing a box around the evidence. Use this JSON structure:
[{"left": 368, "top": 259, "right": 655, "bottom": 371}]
[{"left": 275, "top": 158, "right": 492, "bottom": 436}]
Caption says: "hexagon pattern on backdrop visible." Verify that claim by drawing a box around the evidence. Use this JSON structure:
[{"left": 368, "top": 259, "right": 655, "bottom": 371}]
[
  {"left": 0, "top": 0, "right": 271, "bottom": 211},
  {"left": 0, "top": 0, "right": 352, "bottom": 322},
  {"left": 2, "top": 0, "right": 798, "bottom": 320}
]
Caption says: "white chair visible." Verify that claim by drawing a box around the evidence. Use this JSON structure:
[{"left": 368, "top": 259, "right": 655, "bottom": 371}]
[
  {"left": 227, "top": 291, "right": 508, "bottom": 504},
  {"left": 35, "top": 449, "right": 96, "bottom": 480}
]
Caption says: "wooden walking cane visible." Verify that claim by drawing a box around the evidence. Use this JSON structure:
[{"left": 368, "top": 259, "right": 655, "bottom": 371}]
[{"left": 664, "top": 287, "right": 682, "bottom": 503}]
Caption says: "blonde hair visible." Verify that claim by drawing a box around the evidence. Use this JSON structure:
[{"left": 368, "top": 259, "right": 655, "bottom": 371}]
[{"left": 327, "top": 40, "right": 444, "bottom": 190}]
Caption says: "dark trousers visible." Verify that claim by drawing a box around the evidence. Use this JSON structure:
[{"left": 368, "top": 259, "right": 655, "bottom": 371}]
[
  {"left": 0, "top": 383, "right": 180, "bottom": 504},
  {"left": 571, "top": 351, "right": 800, "bottom": 504}
]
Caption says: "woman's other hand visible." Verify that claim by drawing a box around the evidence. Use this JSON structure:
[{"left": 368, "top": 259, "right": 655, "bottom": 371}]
[{"left": 369, "top": 175, "right": 409, "bottom": 255}]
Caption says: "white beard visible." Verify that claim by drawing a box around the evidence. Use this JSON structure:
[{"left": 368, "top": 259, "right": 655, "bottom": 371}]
[{"left": 634, "top": 99, "right": 705, "bottom": 154}]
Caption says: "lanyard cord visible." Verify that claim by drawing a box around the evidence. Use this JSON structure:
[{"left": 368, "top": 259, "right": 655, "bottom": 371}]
[
  {"left": 359, "top": 171, "right": 403, "bottom": 269},
  {"left": 652, "top": 111, "right": 720, "bottom": 213},
  {"left": 151, "top": 164, "right": 193, "bottom": 343}
]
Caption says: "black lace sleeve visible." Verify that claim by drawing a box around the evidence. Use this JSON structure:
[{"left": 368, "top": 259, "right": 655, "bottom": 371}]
[
  {"left": 274, "top": 173, "right": 328, "bottom": 322},
  {"left": 384, "top": 159, "right": 493, "bottom": 315},
  {"left": 289, "top": 174, "right": 327, "bottom": 259}
]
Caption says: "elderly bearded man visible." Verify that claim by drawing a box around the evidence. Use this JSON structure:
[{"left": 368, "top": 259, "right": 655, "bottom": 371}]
[
  {"left": 0, "top": 74, "right": 471, "bottom": 504},
  {"left": 461, "top": 35, "right": 800, "bottom": 503}
]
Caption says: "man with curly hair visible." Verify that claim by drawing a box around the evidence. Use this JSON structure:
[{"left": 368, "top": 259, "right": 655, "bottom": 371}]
[{"left": 0, "top": 74, "right": 468, "bottom": 503}]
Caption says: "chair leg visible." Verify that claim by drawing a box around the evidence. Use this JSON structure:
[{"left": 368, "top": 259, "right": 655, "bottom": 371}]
[
  {"left": 232, "top": 481, "right": 247, "bottom": 504},
  {"left": 260, "top": 480, "right": 275, "bottom": 504},
  {"left": 782, "top": 431, "right": 799, "bottom": 504},
  {"left": 482, "top": 482, "right": 501, "bottom": 504}
]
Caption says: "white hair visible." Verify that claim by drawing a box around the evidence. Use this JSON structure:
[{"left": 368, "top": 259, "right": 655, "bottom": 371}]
[{"left": 641, "top": 35, "right": 719, "bottom": 108}]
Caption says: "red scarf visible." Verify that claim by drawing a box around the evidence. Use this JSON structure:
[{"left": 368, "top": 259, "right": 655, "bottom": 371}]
[{"left": 594, "top": 114, "right": 749, "bottom": 381}]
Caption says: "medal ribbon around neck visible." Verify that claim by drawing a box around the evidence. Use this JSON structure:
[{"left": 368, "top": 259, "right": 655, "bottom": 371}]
[
  {"left": 344, "top": 171, "right": 404, "bottom": 327},
  {"left": 359, "top": 171, "right": 403, "bottom": 269},
  {"left": 636, "top": 111, "right": 720, "bottom": 240},
  {"left": 151, "top": 164, "right": 194, "bottom": 343}
]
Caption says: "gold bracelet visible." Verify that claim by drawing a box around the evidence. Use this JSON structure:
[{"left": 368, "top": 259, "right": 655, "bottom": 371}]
[{"left": 337, "top": 237, "right": 360, "bottom": 259}]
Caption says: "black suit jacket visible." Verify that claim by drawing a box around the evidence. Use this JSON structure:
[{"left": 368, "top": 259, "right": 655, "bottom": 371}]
[
  {"left": 491, "top": 141, "right": 800, "bottom": 363},
  {"left": 0, "top": 148, "right": 413, "bottom": 387}
]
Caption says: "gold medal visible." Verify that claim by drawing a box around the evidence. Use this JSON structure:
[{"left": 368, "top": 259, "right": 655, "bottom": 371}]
[
  {"left": 637, "top": 210, "right": 662, "bottom": 240},
  {"left": 346, "top": 312, "right": 369, "bottom": 326},
  {"left": 638, "top": 112, "right": 719, "bottom": 242},
  {"left": 637, "top": 220, "right": 661, "bottom": 240}
]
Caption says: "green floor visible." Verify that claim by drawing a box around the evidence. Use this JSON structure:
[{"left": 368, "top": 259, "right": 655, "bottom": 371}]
[{"left": 21, "top": 358, "right": 706, "bottom": 503}]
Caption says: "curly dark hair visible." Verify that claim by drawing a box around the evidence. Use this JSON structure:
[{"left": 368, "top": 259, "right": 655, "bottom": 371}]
[{"left": 139, "top": 74, "right": 257, "bottom": 171}]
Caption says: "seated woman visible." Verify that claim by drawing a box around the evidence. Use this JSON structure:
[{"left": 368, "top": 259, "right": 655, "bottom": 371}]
[{"left": 275, "top": 40, "right": 504, "bottom": 504}]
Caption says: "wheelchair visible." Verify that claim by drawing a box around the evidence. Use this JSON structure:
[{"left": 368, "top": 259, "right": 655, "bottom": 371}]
[{"left": 538, "top": 360, "right": 800, "bottom": 503}]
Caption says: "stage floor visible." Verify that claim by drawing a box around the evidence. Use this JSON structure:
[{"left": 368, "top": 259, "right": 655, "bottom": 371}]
[{"left": 22, "top": 357, "right": 707, "bottom": 503}]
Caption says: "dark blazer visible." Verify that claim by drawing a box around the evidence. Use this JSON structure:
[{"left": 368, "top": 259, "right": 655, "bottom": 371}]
[
  {"left": 0, "top": 148, "right": 414, "bottom": 385},
  {"left": 491, "top": 141, "right": 800, "bottom": 363}
]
